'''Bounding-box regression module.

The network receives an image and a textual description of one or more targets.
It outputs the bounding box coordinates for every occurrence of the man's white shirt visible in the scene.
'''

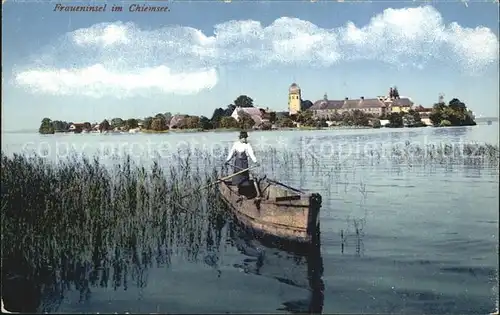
[226,141,257,163]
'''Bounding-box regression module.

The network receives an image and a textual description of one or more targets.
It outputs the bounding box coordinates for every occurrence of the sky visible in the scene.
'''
[1,1,499,131]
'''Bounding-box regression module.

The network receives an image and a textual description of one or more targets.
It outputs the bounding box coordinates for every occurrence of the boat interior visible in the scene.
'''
[222,178,261,199]
[222,175,305,202]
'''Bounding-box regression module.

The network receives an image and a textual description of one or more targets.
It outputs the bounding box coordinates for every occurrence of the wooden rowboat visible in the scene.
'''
[218,176,322,244]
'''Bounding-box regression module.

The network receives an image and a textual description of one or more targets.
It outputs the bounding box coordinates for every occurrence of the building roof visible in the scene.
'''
[342,99,360,109]
[392,98,413,106]
[239,107,262,116]
[311,96,407,111]
[359,98,386,108]
[414,105,433,112]
[310,100,344,110]
[232,107,264,125]
[169,115,187,128]
[289,83,301,93]
[385,97,413,107]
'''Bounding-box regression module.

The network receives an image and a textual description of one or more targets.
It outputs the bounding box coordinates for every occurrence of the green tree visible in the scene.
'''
[259,121,273,130]
[210,108,226,128]
[199,116,213,130]
[155,113,165,120]
[184,116,201,129]
[409,109,421,122]
[153,114,168,129]
[403,113,416,127]
[276,117,295,128]
[163,112,173,125]
[372,119,381,129]
[100,119,110,132]
[225,104,236,116]
[39,118,55,134]
[316,118,328,128]
[341,111,354,126]
[151,118,168,131]
[51,120,70,132]
[234,95,254,108]
[238,111,256,130]
[403,109,426,127]
[448,98,466,110]
[352,110,370,126]
[429,98,476,127]
[125,119,138,129]
[111,118,124,129]
[83,122,91,130]
[295,110,314,126]
[440,119,452,127]
[219,116,239,129]
[143,117,153,130]
[387,112,404,128]
[331,110,342,122]
[429,108,443,126]
[269,112,277,124]
[301,100,314,110]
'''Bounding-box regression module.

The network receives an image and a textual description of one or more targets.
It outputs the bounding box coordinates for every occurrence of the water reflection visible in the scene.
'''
[430,126,469,139]
[228,222,324,313]
[2,202,324,314]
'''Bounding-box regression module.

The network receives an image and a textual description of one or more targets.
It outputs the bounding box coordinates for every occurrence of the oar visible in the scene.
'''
[265,178,306,194]
[179,165,259,200]
[231,164,305,194]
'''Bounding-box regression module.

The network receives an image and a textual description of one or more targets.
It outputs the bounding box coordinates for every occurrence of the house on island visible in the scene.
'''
[275,111,289,120]
[413,105,434,126]
[309,94,389,119]
[386,97,413,113]
[169,115,188,129]
[308,89,414,119]
[308,95,344,120]
[230,106,267,127]
[68,123,88,133]
[413,105,433,117]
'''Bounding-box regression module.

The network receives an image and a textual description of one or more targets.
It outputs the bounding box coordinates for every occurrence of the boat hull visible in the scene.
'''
[218,179,322,244]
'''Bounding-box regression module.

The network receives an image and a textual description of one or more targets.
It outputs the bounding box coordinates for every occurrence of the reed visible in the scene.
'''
[1,141,498,311]
[1,150,228,312]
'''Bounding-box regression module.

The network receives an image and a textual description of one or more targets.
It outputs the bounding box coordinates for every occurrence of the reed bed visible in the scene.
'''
[1,150,228,312]
[1,142,498,312]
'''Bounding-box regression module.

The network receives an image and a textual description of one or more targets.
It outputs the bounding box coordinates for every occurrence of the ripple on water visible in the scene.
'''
[1,127,498,314]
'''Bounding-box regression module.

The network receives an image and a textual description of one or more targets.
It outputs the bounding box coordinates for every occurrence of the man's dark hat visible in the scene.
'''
[239,131,248,139]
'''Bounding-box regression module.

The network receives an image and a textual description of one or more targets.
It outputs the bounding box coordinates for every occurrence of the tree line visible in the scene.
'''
[429,98,476,127]
[39,95,269,134]
[38,95,476,134]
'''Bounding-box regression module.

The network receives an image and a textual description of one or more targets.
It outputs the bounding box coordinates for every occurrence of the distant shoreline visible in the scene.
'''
[4,119,497,135]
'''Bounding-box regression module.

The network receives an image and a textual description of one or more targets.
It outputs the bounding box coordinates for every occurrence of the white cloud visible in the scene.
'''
[15,65,217,98]
[72,23,131,47]
[14,5,498,98]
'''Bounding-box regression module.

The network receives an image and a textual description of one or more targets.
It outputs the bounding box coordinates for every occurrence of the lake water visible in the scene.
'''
[2,124,499,314]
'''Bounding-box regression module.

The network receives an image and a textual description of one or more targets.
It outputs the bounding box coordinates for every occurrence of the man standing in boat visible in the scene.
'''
[225,131,258,194]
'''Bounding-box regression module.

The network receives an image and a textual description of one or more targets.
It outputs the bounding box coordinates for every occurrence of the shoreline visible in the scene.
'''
[14,123,489,136]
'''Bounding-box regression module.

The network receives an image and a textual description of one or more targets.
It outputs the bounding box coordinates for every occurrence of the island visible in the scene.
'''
[38,87,477,135]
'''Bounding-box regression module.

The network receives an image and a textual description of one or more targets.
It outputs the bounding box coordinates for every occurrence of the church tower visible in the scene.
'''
[288,83,302,115]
